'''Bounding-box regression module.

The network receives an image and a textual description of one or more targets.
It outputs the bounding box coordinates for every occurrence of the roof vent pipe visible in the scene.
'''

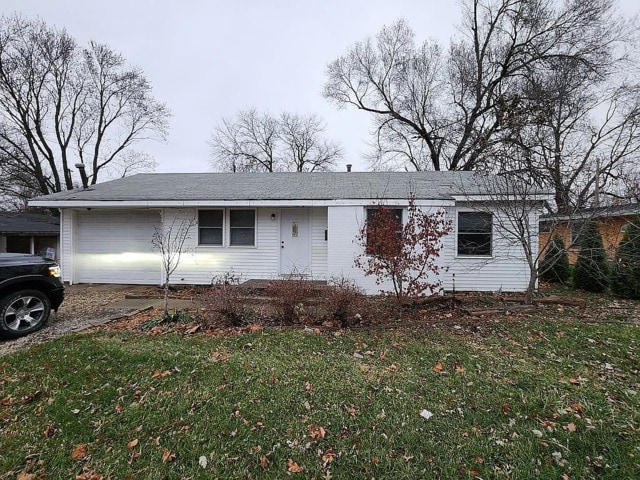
[346,164,352,172]
[75,163,89,189]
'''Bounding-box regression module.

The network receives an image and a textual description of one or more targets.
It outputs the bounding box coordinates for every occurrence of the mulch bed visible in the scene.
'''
[100,286,593,339]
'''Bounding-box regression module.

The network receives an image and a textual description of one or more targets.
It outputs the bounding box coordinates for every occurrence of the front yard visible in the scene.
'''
[0,289,639,479]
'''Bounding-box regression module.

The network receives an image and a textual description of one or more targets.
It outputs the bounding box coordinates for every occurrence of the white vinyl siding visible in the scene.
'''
[58,202,537,293]
[326,205,533,295]
[310,207,328,277]
[168,208,278,284]
[441,206,535,292]
[60,209,74,283]
[327,206,386,294]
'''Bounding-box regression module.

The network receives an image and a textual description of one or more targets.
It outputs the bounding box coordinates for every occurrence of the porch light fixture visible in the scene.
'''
[270,213,276,221]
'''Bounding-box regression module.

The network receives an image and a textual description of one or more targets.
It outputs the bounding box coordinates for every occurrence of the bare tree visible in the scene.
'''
[323,0,635,182]
[152,212,196,320]
[107,150,158,179]
[210,109,342,172]
[614,166,640,203]
[514,58,640,212]
[210,109,279,172]
[279,112,341,172]
[0,15,169,203]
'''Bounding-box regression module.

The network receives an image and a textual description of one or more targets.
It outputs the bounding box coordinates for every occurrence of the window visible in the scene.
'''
[365,207,403,249]
[539,221,552,233]
[199,210,223,245]
[35,236,58,258]
[229,209,255,246]
[571,222,585,246]
[457,212,492,256]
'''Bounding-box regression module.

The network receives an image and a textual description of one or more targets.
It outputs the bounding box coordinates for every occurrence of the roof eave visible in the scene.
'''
[29,198,458,208]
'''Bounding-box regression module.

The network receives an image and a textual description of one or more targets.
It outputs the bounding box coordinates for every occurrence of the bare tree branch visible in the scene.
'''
[0,15,170,206]
[209,109,342,172]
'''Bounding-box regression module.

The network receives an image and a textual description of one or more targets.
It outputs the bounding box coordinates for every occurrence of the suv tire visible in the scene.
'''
[0,290,51,339]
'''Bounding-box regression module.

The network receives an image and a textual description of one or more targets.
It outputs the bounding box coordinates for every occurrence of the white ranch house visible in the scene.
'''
[30,171,544,294]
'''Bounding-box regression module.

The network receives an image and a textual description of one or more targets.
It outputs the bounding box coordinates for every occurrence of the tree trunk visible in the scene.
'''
[163,278,170,320]
[524,271,537,305]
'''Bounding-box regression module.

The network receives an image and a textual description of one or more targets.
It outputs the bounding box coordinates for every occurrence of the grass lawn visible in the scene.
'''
[1,297,639,479]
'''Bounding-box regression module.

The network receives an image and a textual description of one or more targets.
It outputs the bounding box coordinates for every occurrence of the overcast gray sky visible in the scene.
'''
[3,1,639,174]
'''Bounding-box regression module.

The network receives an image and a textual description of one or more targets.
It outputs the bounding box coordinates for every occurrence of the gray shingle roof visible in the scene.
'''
[540,202,640,221]
[30,171,494,204]
[0,212,59,234]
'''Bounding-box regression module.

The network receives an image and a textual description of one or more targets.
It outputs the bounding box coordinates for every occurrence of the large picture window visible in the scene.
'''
[229,209,256,246]
[198,210,223,245]
[457,212,492,256]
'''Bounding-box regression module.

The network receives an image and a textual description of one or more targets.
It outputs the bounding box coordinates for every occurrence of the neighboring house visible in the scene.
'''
[29,172,546,294]
[539,203,640,264]
[0,212,60,259]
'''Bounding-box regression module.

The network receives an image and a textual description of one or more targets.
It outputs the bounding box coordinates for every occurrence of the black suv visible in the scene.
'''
[0,253,64,339]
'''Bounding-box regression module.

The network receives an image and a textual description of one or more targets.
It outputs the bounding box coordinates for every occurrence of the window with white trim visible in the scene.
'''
[457,212,492,256]
[229,209,256,246]
[198,210,223,245]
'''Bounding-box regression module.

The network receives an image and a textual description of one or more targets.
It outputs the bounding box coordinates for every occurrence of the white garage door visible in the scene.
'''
[75,210,161,284]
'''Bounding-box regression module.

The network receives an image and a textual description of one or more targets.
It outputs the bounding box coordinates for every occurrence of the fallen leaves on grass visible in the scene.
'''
[162,449,176,463]
[287,459,304,473]
[152,370,173,379]
[127,438,139,449]
[71,443,88,460]
[75,467,104,480]
[308,424,326,440]
[210,351,229,363]
[322,449,336,464]
[454,362,466,373]
[565,422,577,432]
[568,376,588,386]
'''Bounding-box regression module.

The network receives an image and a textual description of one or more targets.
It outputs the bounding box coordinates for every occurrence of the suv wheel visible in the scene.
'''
[0,290,51,339]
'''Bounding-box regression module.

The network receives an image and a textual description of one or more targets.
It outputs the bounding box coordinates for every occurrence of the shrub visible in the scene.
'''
[355,195,452,301]
[539,235,570,283]
[611,216,640,299]
[266,276,316,325]
[199,271,252,327]
[574,222,609,292]
[322,276,365,328]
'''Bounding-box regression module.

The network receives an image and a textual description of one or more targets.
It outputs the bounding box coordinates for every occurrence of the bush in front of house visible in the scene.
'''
[574,222,609,292]
[199,271,253,327]
[266,275,317,325]
[611,216,640,299]
[539,235,570,283]
[322,276,366,328]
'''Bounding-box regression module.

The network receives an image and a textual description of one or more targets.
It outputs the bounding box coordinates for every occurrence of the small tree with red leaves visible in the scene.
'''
[355,196,452,301]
